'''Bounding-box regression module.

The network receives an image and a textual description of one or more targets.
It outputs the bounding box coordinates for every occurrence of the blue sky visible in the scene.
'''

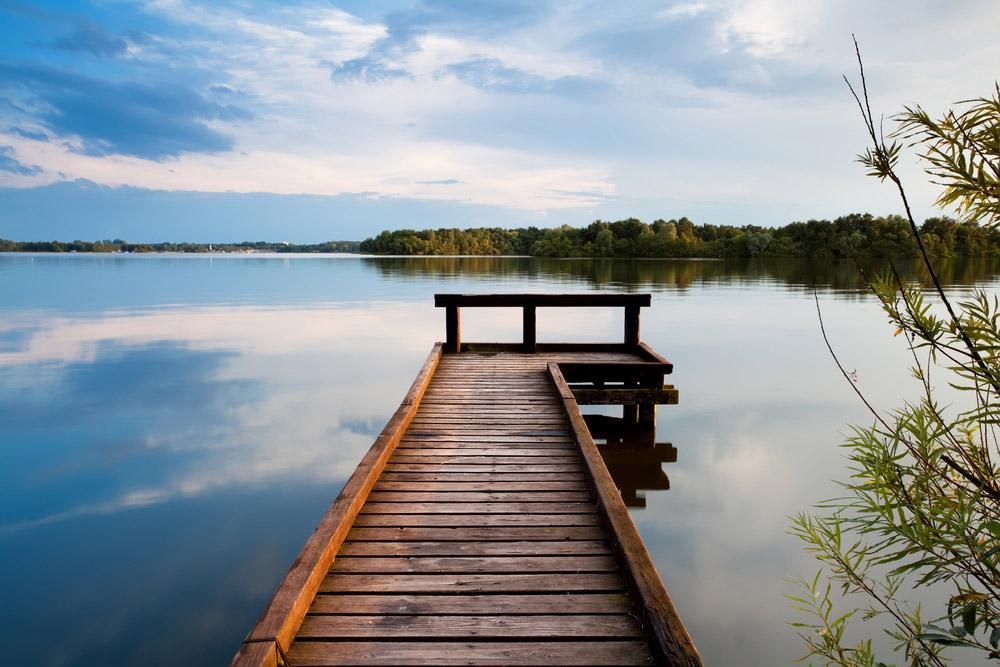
[0,0,998,242]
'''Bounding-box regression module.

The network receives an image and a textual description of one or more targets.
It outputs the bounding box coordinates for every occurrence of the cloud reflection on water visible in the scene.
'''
[0,302,439,532]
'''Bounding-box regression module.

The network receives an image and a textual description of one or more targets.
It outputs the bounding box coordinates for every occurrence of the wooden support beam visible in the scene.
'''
[622,404,638,424]
[445,305,461,354]
[573,386,678,405]
[558,361,670,383]
[624,304,640,347]
[522,305,536,353]
[639,404,656,425]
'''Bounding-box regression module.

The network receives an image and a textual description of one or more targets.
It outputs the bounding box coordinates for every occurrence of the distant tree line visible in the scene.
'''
[6,214,999,258]
[0,239,360,253]
[359,214,1000,258]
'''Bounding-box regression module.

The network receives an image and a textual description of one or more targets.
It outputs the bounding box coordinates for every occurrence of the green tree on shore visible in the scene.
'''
[357,214,1000,259]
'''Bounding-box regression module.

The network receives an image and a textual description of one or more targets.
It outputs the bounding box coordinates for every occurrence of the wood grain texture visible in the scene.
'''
[307,593,631,615]
[337,540,611,556]
[373,480,587,491]
[344,525,607,542]
[319,572,627,593]
[286,641,654,666]
[352,513,604,527]
[359,502,599,515]
[329,555,619,573]
[296,614,643,639]
[366,490,591,502]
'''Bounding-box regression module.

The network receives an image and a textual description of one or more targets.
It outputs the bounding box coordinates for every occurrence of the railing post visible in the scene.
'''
[522,305,536,353]
[445,305,461,353]
[624,304,640,347]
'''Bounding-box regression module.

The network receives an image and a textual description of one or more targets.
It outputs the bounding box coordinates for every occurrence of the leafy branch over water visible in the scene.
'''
[789,40,1000,666]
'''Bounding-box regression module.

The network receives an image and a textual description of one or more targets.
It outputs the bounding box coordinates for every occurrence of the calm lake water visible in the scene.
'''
[2,253,998,665]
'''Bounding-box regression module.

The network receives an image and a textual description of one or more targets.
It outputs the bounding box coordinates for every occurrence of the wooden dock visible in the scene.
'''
[231,294,701,666]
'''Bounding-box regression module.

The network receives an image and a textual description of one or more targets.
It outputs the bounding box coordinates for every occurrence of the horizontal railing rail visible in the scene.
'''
[434,293,651,353]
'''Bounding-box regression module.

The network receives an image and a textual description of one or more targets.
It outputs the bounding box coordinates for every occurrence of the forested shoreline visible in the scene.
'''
[360,214,1000,258]
[5,214,1000,258]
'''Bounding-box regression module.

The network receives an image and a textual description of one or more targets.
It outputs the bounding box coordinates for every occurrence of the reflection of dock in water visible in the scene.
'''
[586,415,677,509]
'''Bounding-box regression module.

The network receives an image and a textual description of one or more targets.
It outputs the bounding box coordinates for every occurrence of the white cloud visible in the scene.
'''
[714,0,825,57]
[657,2,710,21]
[0,130,615,209]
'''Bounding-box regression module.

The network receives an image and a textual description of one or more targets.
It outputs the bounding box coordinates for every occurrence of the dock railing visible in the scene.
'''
[434,293,651,353]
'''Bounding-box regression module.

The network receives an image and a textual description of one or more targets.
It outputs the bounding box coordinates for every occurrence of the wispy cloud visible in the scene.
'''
[53,18,130,58]
[416,178,460,185]
[443,57,606,99]
[0,62,249,159]
[0,145,40,175]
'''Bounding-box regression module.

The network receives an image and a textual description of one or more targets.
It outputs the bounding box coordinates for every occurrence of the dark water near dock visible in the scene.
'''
[1,253,997,665]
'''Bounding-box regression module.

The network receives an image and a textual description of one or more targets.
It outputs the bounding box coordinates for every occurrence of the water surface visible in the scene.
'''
[1,253,996,665]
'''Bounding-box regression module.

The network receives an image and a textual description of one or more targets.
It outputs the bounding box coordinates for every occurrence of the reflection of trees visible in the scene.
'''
[363,256,1000,294]
[584,414,676,509]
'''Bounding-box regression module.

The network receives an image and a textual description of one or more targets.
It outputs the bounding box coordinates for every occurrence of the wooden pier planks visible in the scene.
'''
[232,346,700,667]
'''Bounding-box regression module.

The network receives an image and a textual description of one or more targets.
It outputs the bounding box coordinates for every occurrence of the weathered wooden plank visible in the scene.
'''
[407,420,569,427]
[319,572,627,593]
[548,362,702,665]
[389,456,581,465]
[359,502,597,514]
[345,526,607,542]
[366,491,591,503]
[230,344,442,666]
[457,343,645,356]
[228,641,278,667]
[558,361,671,382]
[338,540,611,556]
[405,426,569,432]
[287,640,654,666]
[400,435,574,443]
[373,480,587,491]
[637,341,675,373]
[379,471,585,481]
[572,386,679,405]
[395,446,577,454]
[383,463,583,473]
[391,448,577,458]
[297,614,642,639]
[424,396,559,410]
[307,593,630,615]
[353,513,602,527]
[424,387,556,392]
[329,555,618,574]
[401,431,573,437]
[399,436,575,445]
[424,382,553,388]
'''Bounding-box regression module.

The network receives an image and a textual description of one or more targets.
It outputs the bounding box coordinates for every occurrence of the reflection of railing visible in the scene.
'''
[434,292,651,353]
[586,414,677,509]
